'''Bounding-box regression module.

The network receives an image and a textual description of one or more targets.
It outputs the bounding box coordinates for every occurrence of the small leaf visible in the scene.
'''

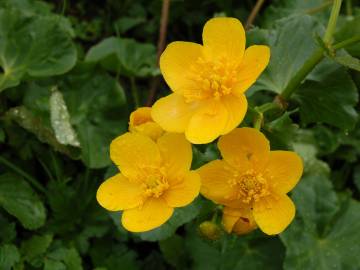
[50,87,80,147]
[0,244,20,270]
[333,54,360,72]
[0,173,46,230]
[21,234,53,264]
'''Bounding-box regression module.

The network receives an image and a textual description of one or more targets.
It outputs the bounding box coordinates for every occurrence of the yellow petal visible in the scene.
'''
[160,41,203,94]
[151,93,200,133]
[129,107,164,140]
[202,17,245,62]
[157,133,192,177]
[233,45,270,95]
[253,193,295,235]
[222,207,257,235]
[185,100,228,144]
[265,151,303,194]
[121,198,174,232]
[163,171,201,207]
[110,132,161,179]
[96,174,143,211]
[220,94,248,135]
[197,160,235,204]
[218,127,270,171]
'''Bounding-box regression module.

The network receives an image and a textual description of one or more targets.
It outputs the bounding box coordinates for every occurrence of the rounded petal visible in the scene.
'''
[110,132,161,178]
[197,160,235,204]
[253,193,295,235]
[218,127,270,171]
[160,41,203,94]
[221,94,248,135]
[152,93,200,133]
[233,45,270,95]
[185,100,228,144]
[163,171,201,207]
[202,17,245,62]
[121,198,174,232]
[265,151,303,194]
[96,174,143,211]
[157,133,192,177]
[129,107,164,140]
[129,107,153,128]
[222,207,257,235]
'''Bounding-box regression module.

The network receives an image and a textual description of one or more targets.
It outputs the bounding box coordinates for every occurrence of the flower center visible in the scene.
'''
[140,167,169,198]
[185,56,239,102]
[228,169,269,204]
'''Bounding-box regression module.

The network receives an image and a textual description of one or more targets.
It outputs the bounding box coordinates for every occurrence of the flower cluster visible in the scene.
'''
[96,17,303,235]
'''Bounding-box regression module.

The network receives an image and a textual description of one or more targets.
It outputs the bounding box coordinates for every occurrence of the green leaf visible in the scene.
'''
[137,198,202,242]
[0,8,77,91]
[335,15,360,57]
[85,37,157,77]
[332,54,360,72]
[0,244,20,270]
[114,17,146,34]
[295,67,358,130]
[50,87,80,147]
[251,15,324,94]
[264,111,299,149]
[186,232,285,270]
[159,234,186,268]
[45,246,82,270]
[59,67,128,168]
[21,234,53,265]
[0,214,16,243]
[281,174,360,269]
[0,173,46,230]
[5,106,79,159]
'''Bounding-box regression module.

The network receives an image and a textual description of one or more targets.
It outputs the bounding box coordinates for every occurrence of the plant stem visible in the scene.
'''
[0,156,46,193]
[130,77,140,108]
[324,0,342,43]
[280,0,343,100]
[345,0,352,16]
[245,0,266,30]
[306,0,333,15]
[333,35,360,49]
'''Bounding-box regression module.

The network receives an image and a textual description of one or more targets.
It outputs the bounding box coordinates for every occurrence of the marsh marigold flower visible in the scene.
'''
[197,128,303,235]
[152,17,270,144]
[96,132,200,232]
[129,107,164,140]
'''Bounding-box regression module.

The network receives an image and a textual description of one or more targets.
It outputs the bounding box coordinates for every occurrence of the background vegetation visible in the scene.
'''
[0,0,359,269]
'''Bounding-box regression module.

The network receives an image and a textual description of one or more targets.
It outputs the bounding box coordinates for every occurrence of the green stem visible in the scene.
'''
[333,35,360,49]
[253,112,263,130]
[256,102,281,113]
[324,0,342,43]
[130,77,140,108]
[0,156,46,193]
[281,0,343,100]
[280,49,324,100]
[345,0,352,16]
[306,0,333,15]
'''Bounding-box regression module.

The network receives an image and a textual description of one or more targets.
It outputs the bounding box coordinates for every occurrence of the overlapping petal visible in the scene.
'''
[96,174,143,211]
[265,151,303,194]
[185,100,228,144]
[220,94,248,135]
[253,193,295,235]
[151,93,200,133]
[157,133,192,177]
[122,198,174,232]
[197,160,235,204]
[160,41,203,94]
[218,128,270,171]
[233,45,271,95]
[110,133,161,179]
[163,171,201,207]
[222,207,257,235]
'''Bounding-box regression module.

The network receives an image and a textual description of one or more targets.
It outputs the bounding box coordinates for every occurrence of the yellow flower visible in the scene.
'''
[96,132,201,232]
[197,128,303,235]
[129,107,164,140]
[152,17,270,144]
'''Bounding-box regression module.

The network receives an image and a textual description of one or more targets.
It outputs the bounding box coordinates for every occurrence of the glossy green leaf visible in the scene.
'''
[333,54,360,71]
[0,8,77,91]
[85,37,157,77]
[0,244,20,270]
[0,173,46,230]
[21,234,53,265]
[281,174,360,269]
[295,67,358,130]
